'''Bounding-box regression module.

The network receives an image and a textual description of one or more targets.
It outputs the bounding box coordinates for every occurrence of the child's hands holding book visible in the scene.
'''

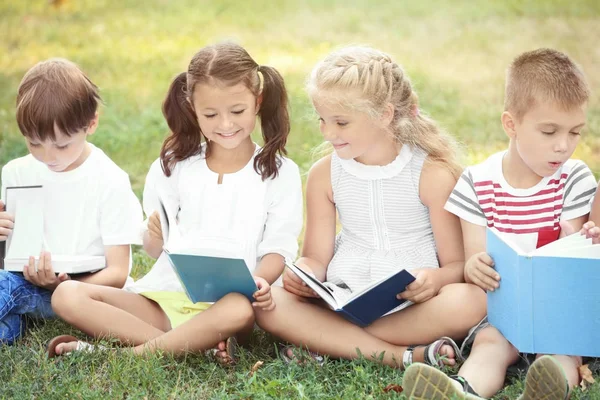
[282,264,319,298]
[148,211,164,241]
[399,268,441,303]
[0,200,14,241]
[23,251,71,291]
[253,277,275,311]
[581,221,600,244]
[465,252,499,292]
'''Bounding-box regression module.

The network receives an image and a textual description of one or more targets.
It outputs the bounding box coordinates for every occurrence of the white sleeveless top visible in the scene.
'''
[326,145,439,292]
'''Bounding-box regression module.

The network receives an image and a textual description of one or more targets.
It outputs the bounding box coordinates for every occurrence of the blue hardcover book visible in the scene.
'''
[164,249,257,303]
[285,260,416,327]
[486,228,600,356]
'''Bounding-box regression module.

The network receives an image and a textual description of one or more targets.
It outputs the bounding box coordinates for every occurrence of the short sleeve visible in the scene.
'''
[256,158,303,261]
[444,168,487,226]
[561,161,598,221]
[99,171,144,246]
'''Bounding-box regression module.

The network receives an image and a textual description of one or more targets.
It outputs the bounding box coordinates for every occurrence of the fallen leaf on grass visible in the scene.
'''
[579,364,595,391]
[383,384,403,393]
[249,361,264,377]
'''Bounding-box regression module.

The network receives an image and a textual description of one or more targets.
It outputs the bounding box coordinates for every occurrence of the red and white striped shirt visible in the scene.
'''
[445,151,597,252]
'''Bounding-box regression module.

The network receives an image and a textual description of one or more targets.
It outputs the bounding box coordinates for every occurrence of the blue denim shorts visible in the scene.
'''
[0,270,55,344]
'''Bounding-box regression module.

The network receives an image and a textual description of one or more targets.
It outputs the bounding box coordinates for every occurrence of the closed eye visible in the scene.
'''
[541,131,556,135]
[204,114,217,118]
[28,142,41,147]
[232,109,246,115]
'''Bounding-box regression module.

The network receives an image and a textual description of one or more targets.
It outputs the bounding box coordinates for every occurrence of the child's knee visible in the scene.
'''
[440,283,486,322]
[51,280,82,314]
[220,292,254,327]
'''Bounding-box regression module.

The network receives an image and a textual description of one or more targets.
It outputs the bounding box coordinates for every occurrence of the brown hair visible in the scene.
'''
[16,58,101,141]
[505,48,590,121]
[308,46,462,178]
[160,42,290,179]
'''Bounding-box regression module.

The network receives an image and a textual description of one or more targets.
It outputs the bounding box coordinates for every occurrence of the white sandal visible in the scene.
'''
[402,336,463,368]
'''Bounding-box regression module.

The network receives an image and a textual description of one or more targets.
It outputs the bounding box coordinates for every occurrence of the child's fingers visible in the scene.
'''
[477,253,495,267]
[471,268,499,291]
[0,217,14,227]
[253,292,271,303]
[284,283,319,298]
[477,263,500,281]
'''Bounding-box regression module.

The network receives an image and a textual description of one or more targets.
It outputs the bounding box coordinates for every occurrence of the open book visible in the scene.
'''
[2,186,105,274]
[487,228,600,357]
[285,260,416,327]
[164,249,257,303]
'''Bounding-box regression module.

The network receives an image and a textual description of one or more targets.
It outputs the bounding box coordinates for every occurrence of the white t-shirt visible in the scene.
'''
[1,143,143,268]
[126,144,303,293]
[445,151,598,252]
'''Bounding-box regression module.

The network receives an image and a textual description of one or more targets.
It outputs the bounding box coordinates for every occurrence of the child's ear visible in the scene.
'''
[85,112,100,137]
[501,111,517,139]
[255,93,263,115]
[381,102,395,127]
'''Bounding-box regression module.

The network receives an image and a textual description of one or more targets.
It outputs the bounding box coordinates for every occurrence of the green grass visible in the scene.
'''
[1,0,600,398]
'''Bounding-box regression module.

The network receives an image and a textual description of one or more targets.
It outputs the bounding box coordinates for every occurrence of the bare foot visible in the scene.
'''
[55,340,80,356]
[414,343,456,366]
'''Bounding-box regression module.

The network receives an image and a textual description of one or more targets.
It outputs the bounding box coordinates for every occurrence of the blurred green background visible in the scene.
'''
[0,1,599,398]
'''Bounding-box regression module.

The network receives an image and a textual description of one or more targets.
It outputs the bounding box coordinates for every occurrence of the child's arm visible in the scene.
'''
[283,156,336,298]
[143,211,164,259]
[24,245,130,290]
[401,161,465,303]
[590,184,600,225]
[461,220,498,291]
[73,244,130,287]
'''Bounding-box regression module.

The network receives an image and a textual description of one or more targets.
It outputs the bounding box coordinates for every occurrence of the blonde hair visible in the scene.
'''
[505,48,589,121]
[16,58,101,141]
[307,46,461,178]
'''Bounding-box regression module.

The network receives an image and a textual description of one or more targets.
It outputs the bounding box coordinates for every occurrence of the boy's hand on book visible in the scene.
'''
[253,277,275,311]
[465,252,499,292]
[148,211,163,241]
[0,200,14,241]
[282,265,319,298]
[581,221,600,244]
[23,251,71,291]
[399,268,440,303]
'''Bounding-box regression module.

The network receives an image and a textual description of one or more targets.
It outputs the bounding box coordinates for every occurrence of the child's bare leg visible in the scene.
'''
[457,326,520,398]
[132,293,254,356]
[257,283,485,368]
[52,280,170,346]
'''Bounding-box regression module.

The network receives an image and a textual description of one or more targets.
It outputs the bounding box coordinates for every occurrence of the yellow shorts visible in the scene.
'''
[141,291,212,329]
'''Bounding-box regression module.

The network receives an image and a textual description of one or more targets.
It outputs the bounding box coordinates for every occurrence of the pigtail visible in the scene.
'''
[159,72,204,177]
[253,65,290,180]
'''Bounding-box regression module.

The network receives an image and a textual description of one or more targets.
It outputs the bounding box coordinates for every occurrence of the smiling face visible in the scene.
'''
[503,100,586,178]
[312,95,394,163]
[191,81,259,150]
[26,114,97,172]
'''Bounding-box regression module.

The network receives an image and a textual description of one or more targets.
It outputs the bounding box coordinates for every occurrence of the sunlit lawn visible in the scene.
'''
[1,0,599,398]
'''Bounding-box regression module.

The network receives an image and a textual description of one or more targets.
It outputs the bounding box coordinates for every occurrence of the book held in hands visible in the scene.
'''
[487,228,600,357]
[284,260,416,327]
[1,186,106,274]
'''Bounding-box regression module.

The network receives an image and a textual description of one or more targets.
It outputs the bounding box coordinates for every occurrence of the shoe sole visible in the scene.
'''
[519,356,568,400]
[403,363,468,400]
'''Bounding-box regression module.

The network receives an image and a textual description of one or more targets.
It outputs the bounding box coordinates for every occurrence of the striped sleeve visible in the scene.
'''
[561,161,598,221]
[444,169,487,226]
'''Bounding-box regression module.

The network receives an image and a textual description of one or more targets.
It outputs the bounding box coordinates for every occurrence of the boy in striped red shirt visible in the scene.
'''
[403,49,597,400]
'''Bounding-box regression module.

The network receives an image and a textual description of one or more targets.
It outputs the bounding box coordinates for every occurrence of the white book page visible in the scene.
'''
[533,234,593,256]
[284,260,341,309]
[536,244,600,259]
[5,186,44,259]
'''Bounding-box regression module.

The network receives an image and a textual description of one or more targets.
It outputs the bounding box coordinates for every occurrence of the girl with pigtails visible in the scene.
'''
[47,42,303,363]
[256,46,486,369]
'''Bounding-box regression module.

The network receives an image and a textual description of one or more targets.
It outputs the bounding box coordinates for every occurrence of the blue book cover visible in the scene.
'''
[285,260,416,327]
[486,228,600,356]
[165,250,257,303]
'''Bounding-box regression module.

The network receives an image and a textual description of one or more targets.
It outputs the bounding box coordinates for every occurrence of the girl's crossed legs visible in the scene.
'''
[256,283,486,368]
[50,280,254,357]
